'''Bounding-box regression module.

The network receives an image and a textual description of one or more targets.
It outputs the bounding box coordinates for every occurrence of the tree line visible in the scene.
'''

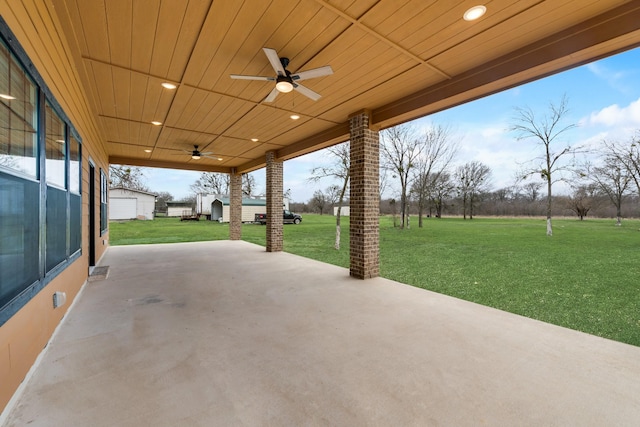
[305,95,640,235]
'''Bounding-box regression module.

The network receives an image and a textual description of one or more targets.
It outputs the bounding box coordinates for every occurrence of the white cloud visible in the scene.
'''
[583,97,640,132]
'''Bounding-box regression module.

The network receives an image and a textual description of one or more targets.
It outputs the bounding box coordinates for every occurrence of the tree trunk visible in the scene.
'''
[463,194,468,220]
[616,204,622,227]
[400,188,407,229]
[418,198,424,228]
[546,178,553,236]
[335,175,349,250]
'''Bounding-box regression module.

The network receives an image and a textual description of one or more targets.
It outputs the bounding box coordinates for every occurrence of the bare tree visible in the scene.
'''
[455,161,491,219]
[587,154,632,226]
[411,124,459,227]
[190,172,229,195]
[242,173,257,196]
[430,172,455,218]
[309,142,350,249]
[510,95,579,236]
[520,182,543,202]
[604,134,640,198]
[381,124,423,229]
[155,191,174,214]
[309,189,328,214]
[567,185,595,220]
[109,165,149,191]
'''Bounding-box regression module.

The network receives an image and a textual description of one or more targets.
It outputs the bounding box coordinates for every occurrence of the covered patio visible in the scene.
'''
[4,241,639,426]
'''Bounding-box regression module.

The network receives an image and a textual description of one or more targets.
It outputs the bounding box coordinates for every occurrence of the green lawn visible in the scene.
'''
[109,215,640,346]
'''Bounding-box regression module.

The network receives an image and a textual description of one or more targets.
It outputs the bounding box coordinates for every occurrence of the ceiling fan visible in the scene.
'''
[230,48,333,102]
[183,145,222,161]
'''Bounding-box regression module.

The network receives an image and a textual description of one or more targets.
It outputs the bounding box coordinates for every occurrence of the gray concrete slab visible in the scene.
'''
[3,240,640,426]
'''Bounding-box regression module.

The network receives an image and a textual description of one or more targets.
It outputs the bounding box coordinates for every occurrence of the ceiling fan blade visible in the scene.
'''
[293,83,321,101]
[263,87,280,103]
[263,48,286,76]
[230,74,274,81]
[203,155,223,161]
[291,66,333,81]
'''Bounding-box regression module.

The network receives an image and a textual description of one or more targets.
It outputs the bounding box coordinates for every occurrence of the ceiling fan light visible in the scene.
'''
[192,154,201,160]
[275,78,293,93]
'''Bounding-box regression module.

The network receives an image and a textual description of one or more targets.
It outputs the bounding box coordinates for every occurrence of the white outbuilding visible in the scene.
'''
[109,187,157,220]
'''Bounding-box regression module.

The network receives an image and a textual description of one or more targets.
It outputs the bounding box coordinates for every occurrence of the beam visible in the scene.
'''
[108,156,231,173]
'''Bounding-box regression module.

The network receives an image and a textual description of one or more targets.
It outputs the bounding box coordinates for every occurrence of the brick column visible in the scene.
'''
[229,170,242,240]
[266,151,283,252]
[349,110,379,279]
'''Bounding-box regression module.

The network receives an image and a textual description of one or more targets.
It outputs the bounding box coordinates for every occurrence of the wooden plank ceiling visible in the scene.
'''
[50,0,640,173]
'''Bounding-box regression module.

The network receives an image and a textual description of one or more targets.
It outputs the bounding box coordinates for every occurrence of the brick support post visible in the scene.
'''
[349,110,379,279]
[229,170,242,240]
[266,151,283,252]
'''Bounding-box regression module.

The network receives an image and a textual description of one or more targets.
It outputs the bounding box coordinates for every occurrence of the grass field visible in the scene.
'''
[109,215,640,346]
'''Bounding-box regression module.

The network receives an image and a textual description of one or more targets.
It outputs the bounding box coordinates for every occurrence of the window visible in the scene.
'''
[0,38,38,177]
[100,169,108,234]
[45,102,66,188]
[0,20,82,325]
[69,135,81,254]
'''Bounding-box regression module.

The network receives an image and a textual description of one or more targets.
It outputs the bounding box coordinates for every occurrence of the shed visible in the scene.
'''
[109,187,156,220]
[333,206,350,216]
[167,201,194,218]
[211,198,267,223]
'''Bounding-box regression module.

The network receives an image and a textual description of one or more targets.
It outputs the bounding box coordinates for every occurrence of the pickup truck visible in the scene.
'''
[254,210,302,225]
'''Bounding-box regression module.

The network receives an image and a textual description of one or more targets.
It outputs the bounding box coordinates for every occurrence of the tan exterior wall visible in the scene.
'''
[1,0,110,413]
[221,205,264,223]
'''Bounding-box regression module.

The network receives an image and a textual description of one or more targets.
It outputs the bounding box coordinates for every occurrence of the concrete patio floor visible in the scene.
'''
[3,240,640,426]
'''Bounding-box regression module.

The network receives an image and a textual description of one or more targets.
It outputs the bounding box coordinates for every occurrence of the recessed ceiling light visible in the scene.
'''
[290,114,300,120]
[251,138,259,142]
[144,149,152,153]
[463,5,486,21]
[161,82,177,89]
[151,121,162,126]
[0,94,16,100]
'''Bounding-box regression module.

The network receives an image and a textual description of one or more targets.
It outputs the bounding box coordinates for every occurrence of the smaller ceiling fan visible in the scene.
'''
[230,48,333,102]
[183,145,222,161]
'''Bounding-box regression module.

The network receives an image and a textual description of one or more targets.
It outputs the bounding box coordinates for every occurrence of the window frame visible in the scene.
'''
[0,17,83,326]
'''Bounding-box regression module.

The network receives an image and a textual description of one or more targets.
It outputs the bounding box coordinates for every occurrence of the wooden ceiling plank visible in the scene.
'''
[112,67,131,120]
[104,0,132,68]
[130,0,160,74]
[181,1,244,86]
[166,1,212,82]
[149,0,190,79]
[76,0,110,61]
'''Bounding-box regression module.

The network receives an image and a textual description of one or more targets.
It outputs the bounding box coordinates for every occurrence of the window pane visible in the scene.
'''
[69,134,80,194]
[70,193,81,254]
[0,171,40,309]
[46,185,67,272]
[0,40,38,177]
[100,169,108,233]
[45,103,65,187]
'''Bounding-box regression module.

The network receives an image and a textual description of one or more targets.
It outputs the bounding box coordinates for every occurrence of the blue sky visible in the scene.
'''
[143,47,640,202]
